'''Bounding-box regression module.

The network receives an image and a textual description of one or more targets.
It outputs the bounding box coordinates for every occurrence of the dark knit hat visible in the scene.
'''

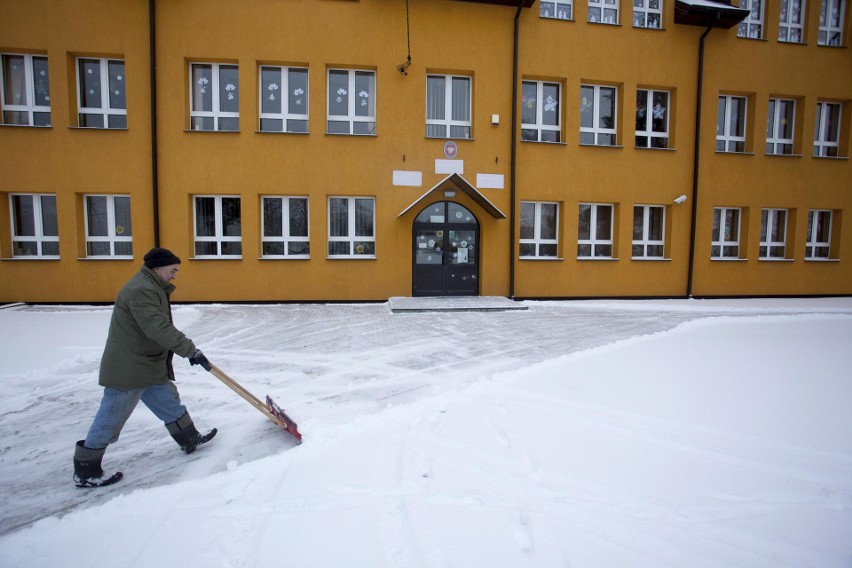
[143,247,182,269]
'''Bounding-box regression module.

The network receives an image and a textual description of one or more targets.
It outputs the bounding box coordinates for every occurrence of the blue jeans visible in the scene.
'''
[84,382,187,450]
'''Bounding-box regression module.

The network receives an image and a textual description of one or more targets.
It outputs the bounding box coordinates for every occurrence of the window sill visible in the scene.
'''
[631,257,672,261]
[812,155,849,161]
[324,132,377,137]
[736,36,768,42]
[804,257,841,262]
[425,136,476,142]
[189,256,243,260]
[326,256,377,260]
[1,123,52,129]
[816,43,848,49]
[635,146,676,152]
[256,130,309,135]
[183,129,240,133]
[1,256,60,261]
[258,256,310,260]
[710,258,748,261]
[587,21,622,27]
[765,153,803,158]
[778,40,808,46]
[521,139,567,145]
[76,257,134,261]
[68,126,128,131]
[540,17,575,23]
[577,257,619,261]
[519,256,564,261]
[632,25,666,31]
[579,143,624,149]
[715,150,755,156]
[758,258,795,262]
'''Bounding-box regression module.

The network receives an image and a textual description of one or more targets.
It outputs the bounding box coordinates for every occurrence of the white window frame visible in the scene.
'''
[766,98,796,155]
[633,0,663,28]
[711,207,742,259]
[806,210,833,259]
[814,101,842,157]
[84,195,132,258]
[327,68,376,136]
[588,0,620,24]
[580,84,618,146]
[190,62,240,132]
[1,53,51,127]
[327,197,376,258]
[759,208,788,260]
[578,203,614,258]
[632,205,666,259]
[779,0,807,43]
[540,0,574,20]
[193,195,242,258]
[716,95,747,153]
[76,57,126,129]
[261,196,310,258]
[818,0,847,46]
[521,80,562,143]
[635,89,670,148]
[425,74,472,139]
[258,65,309,133]
[520,201,560,258]
[9,193,59,258]
[738,0,765,38]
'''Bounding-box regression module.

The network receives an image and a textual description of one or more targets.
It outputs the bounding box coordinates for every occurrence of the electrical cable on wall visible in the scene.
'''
[397,0,411,75]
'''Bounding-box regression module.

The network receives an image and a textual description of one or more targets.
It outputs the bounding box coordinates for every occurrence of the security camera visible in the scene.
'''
[674,195,688,205]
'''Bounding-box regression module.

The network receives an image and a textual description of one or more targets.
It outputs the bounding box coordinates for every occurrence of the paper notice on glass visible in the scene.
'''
[457,247,468,263]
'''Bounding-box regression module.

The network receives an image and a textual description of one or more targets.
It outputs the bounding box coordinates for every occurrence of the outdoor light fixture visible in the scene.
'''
[674,195,688,204]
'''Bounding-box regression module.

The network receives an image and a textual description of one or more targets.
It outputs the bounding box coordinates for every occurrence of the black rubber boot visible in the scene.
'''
[166,412,217,454]
[73,440,123,488]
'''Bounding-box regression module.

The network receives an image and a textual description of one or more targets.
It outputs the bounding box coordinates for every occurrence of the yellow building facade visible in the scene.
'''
[1,0,850,303]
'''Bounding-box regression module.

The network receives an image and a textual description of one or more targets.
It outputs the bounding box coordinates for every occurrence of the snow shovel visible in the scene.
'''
[208,364,303,444]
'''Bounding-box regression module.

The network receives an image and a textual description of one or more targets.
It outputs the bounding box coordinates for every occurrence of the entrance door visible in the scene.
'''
[412,201,479,296]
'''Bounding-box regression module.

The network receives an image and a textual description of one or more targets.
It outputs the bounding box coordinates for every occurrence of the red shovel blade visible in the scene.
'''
[266,395,303,444]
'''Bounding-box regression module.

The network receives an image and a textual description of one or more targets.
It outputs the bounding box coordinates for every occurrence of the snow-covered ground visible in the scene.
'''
[1,298,851,567]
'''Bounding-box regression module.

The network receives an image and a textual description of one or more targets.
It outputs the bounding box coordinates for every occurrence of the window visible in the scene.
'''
[328,197,375,257]
[818,0,846,45]
[716,95,747,152]
[190,63,239,131]
[520,202,559,258]
[521,80,561,142]
[261,196,310,257]
[633,0,663,28]
[193,196,242,257]
[588,0,619,23]
[259,66,308,133]
[327,69,375,135]
[426,74,471,139]
[540,0,573,19]
[84,195,132,257]
[766,98,796,155]
[738,0,765,38]
[633,205,665,258]
[581,85,617,146]
[806,210,833,258]
[1,53,50,126]
[9,194,58,257]
[779,0,807,42]
[77,58,126,129]
[814,101,841,157]
[759,208,788,259]
[711,207,742,259]
[635,89,669,148]
[578,203,614,258]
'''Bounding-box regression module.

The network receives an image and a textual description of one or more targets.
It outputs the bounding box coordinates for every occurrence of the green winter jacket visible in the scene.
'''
[99,266,197,389]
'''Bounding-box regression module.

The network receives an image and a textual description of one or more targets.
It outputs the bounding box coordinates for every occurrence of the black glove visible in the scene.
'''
[189,349,212,371]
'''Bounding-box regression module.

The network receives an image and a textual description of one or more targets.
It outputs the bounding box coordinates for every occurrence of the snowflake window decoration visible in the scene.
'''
[652,103,666,120]
[580,96,593,113]
[544,95,558,113]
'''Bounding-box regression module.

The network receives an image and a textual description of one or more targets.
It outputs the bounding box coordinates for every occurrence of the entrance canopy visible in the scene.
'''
[398,173,507,219]
[674,0,750,28]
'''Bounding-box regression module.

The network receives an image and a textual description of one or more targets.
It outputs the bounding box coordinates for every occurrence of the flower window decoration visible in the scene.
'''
[336,87,347,103]
[358,90,369,107]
